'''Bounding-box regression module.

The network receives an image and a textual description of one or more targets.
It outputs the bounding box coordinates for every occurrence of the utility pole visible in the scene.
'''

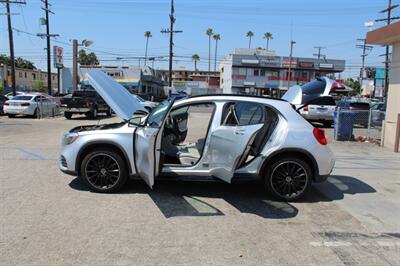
[375,0,399,97]
[1,0,26,96]
[161,0,182,87]
[72,40,78,91]
[356,38,373,94]
[313,46,326,61]
[287,40,296,89]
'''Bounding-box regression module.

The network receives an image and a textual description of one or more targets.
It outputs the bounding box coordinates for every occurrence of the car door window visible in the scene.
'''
[222,102,264,126]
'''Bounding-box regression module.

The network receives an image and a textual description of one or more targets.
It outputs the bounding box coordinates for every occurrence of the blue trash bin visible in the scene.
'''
[334,111,356,140]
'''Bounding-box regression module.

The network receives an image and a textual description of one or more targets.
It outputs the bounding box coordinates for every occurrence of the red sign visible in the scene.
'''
[232,74,246,80]
[299,61,314,68]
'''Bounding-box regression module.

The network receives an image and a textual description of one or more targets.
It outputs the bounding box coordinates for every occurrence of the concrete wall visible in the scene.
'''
[384,41,400,150]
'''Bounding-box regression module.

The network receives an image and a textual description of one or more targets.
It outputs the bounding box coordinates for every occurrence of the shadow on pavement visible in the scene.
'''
[300,175,376,202]
[65,114,112,121]
[69,177,298,219]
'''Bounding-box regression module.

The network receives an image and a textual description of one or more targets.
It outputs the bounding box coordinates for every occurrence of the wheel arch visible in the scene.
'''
[75,141,132,176]
[260,148,319,182]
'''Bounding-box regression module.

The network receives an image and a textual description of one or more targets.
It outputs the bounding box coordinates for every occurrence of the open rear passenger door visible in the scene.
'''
[208,102,264,183]
[134,98,175,188]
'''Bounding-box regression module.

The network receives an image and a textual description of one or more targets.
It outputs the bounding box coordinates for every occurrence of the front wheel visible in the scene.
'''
[90,107,98,119]
[64,112,72,119]
[80,149,128,193]
[264,157,312,201]
[8,114,16,118]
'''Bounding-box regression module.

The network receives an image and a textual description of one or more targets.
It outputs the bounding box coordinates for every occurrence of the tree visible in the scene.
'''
[192,54,200,72]
[32,80,46,93]
[0,54,35,69]
[144,31,152,66]
[206,28,213,75]
[344,78,361,96]
[263,32,273,50]
[78,49,99,65]
[213,34,221,72]
[246,31,254,48]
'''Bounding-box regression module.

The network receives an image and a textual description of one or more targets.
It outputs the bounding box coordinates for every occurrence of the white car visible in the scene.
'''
[134,95,158,112]
[59,70,335,201]
[5,91,25,100]
[4,93,58,118]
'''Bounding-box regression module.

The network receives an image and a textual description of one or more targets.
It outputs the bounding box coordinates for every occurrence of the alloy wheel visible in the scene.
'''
[270,161,308,199]
[84,153,120,190]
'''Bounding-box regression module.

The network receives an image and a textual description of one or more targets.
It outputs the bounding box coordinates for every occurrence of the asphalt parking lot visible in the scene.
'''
[1,115,400,265]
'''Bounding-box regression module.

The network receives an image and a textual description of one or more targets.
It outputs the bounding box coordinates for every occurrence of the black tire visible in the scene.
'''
[323,121,332,128]
[90,107,98,119]
[264,157,312,201]
[106,108,112,117]
[8,114,16,118]
[80,148,128,193]
[64,112,73,119]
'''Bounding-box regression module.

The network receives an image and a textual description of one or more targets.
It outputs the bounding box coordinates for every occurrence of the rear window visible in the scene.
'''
[72,91,97,98]
[350,102,369,109]
[11,96,33,101]
[312,97,336,106]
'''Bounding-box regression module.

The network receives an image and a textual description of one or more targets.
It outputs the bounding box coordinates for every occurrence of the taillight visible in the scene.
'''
[4,101,9,106]
[85,100,92,107]
[303,105,309,112]
[21,102,30,106]
[313,128,327,145]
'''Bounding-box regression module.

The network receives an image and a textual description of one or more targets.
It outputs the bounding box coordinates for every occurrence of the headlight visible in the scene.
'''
[62,132,79,146]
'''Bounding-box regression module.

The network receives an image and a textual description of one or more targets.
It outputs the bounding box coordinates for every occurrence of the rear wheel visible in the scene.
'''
[80,149,128,193]
[90,107,98,119]
[8,114,16,118]
[64,112,72,119]
[264,157,312,201]
[323,121,332,128]
[106,108,112,117]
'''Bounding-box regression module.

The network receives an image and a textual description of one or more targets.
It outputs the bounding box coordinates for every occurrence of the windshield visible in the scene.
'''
[146,98,174,128]
[12,96,33,101]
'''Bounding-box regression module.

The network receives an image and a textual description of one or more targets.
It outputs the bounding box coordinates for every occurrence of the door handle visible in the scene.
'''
[234,130,245,135]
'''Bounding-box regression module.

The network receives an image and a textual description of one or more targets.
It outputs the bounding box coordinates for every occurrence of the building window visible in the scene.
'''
[254,69,259,76]
[19,72,22,78]
[260,69,266,76]
[32,73,36,80]
[52,76,55,80]
[24,72,27,78]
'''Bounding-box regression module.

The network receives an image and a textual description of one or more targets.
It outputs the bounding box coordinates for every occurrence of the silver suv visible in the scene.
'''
[59,70,335,201]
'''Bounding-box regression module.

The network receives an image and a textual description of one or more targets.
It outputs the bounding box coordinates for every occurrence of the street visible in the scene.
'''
[1,115,399,265]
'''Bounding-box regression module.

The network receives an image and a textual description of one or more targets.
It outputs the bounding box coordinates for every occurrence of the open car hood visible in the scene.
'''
[86,70,146,120]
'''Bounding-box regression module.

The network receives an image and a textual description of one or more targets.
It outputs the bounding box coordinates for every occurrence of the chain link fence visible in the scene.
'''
[334,107,385,144]
[35,97,64,119]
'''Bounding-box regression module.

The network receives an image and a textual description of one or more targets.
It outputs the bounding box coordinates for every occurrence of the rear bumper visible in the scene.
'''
[65,108,91,113]
[303,114,333,121]
[4,106,34,115]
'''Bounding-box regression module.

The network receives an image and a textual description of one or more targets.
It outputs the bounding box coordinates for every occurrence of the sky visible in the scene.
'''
[0,0,397,78]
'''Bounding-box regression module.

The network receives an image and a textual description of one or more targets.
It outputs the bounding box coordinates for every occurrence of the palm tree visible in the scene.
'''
[206,28,213,76]
[263,32,273,50]
[144,31,152,66]
[192,54,200,72]
[246,31,254,48]
[213,34,221,71]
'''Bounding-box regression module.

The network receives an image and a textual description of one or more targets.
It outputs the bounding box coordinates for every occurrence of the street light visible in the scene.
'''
[72,39,94,91]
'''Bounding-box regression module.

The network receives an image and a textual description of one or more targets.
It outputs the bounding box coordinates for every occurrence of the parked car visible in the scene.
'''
[0,95,9,115]
[335,101,370,127]
[370,102,386,127]
[61,90,112,119]
[299,96,337,127]
[5,91,25,100]
[132,94,158,112]
[3,94,58,118]
[59,70,334,201]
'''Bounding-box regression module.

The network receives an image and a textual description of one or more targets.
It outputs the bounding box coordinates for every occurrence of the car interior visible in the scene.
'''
[160,101,279,168]
[161,103,215,166]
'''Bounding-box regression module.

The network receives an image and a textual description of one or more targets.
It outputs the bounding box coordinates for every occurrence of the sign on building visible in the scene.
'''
[53,46,63,68]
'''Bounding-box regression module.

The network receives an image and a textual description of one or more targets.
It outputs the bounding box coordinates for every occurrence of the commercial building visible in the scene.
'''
[366,21,400,151]
[158,68,220,94]
[220,48,345,96]
[0,64,58,93]
[61,65,166,99]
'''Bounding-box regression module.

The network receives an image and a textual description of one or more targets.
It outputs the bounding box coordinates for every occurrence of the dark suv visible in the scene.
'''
[61,90,112,119]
